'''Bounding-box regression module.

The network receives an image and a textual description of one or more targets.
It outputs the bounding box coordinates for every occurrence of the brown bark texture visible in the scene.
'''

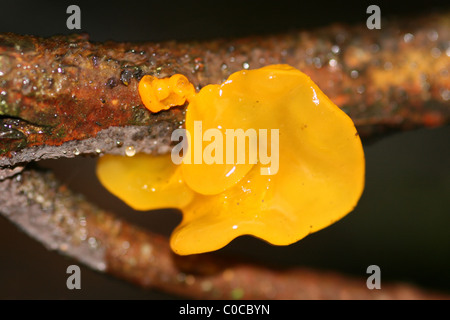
[0,12,448,166]
[1,169,448,299]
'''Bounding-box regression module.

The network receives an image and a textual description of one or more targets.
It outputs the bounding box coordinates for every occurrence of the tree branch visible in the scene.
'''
[1,168,447,299]
[0,12,449,166]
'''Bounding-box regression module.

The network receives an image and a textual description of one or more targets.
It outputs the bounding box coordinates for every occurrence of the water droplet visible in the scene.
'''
[125,145,136,157]
[331,45,340,54]
[79,228,87,241]
[95,148,102,154]
[106,77,118,89]
[357,86,365,94]
[116,140,123,147]
[313,57,322,68]
[193,57,204,72]
[431,47,441,59]
[79,217,87,227]
[427,30,438,42]
[350,70,359,79]
[242,62,250,70]
[88,237,98,249]
[403,33,414,43]
[440,89,450,101]
[221,63,228,70]
[370,44,380,53]
[73,148,80,156]
[328,59,337,67]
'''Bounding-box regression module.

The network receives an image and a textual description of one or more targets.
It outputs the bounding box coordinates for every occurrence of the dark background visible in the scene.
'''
[0,0,449,299]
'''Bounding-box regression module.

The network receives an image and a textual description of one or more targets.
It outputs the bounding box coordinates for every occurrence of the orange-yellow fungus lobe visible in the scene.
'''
[138,74,196,113]
[171,64,365,255]
[97,64,365,256]
[96,153,194,211]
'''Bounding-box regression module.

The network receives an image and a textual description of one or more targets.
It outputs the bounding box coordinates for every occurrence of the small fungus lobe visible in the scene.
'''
[138,74,196,113]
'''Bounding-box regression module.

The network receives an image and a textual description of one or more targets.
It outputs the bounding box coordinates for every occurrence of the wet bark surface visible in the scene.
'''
[0,12,449,166]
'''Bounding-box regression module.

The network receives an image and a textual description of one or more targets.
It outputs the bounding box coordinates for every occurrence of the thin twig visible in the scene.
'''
[0,168,447,299]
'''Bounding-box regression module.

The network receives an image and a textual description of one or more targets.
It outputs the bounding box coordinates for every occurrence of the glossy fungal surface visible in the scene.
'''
[97,153,194,211]
[138,74,196,113]
[97,64,365,255]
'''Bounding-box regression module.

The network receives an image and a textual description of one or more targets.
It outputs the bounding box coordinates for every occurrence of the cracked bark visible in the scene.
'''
[0,12,449,166]
[0,11,449,299]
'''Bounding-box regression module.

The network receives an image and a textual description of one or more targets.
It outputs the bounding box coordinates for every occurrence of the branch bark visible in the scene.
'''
[0,12,449,166]
[1,168,447,299]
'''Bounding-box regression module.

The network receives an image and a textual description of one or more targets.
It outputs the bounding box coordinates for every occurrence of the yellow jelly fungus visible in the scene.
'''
[138,74,196,113]
[96,64,365,256]
[97,153,194,211]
